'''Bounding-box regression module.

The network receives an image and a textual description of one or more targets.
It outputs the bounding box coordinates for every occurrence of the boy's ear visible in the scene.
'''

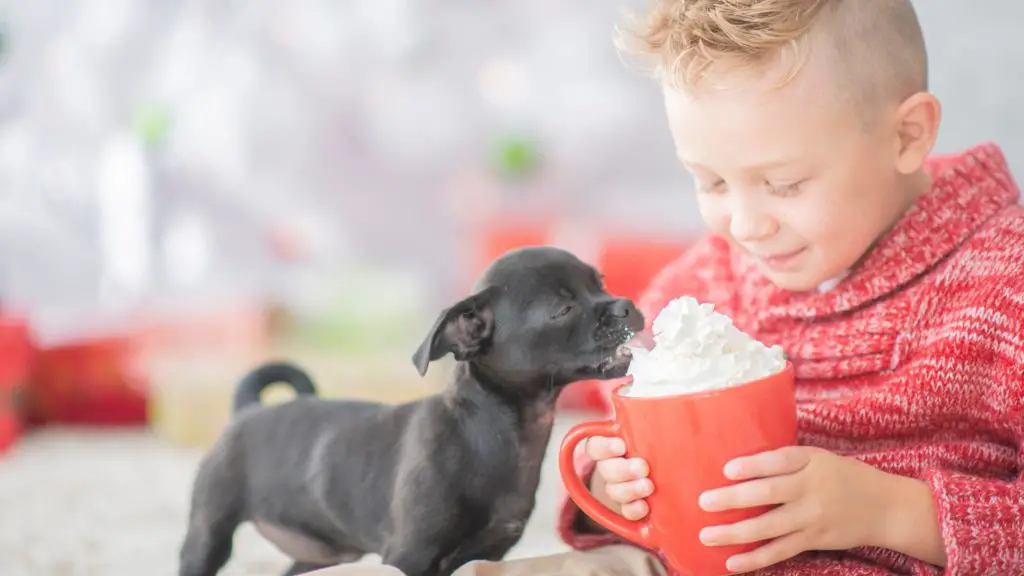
[893,91,941,175]
[412,286,498,376]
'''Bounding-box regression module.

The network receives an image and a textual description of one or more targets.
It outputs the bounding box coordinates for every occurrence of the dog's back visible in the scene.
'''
[233,397,403,500]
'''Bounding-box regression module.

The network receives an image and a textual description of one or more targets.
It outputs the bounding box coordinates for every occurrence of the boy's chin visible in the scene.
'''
[761,268,833,293]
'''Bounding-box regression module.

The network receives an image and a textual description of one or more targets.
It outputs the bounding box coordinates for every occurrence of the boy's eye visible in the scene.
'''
[698,179,728,195]
[767,179,805,197]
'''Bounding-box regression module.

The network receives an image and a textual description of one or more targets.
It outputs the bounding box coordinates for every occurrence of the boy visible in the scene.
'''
[317,0,1023,574]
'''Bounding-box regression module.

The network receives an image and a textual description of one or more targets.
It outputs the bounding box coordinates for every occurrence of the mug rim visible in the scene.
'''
[612,361,794,402]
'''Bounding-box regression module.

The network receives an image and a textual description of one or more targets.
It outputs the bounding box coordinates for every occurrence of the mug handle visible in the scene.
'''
[558,420,653,548]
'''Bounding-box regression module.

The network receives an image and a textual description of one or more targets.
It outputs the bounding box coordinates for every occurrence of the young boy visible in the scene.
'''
[317,0,1023,574]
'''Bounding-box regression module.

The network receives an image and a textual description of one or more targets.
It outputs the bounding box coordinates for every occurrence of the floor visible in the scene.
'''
[0,411,594,576]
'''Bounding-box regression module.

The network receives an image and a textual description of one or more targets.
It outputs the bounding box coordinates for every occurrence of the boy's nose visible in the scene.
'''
[730,206,777,242]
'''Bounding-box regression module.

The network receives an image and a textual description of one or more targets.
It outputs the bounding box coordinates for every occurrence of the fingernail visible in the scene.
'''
[725,556,742,572]
[612,439,626,453]
[699,528,716,544]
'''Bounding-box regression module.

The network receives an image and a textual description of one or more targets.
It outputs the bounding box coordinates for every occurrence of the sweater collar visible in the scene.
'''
[742,142,1019,319]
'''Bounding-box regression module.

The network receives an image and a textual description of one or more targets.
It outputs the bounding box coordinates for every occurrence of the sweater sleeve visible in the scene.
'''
[557,235,733,550]
[905,281,1024,575]
[919,468,1024,575]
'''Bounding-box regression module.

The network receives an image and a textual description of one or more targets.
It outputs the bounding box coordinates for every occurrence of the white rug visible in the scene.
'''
[0,414,588,576]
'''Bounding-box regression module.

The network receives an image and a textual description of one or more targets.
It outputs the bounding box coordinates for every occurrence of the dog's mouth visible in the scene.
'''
[593,344,633,377]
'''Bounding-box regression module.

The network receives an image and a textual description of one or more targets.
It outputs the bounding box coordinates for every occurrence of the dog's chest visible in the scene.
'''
[514,407,555,487]
[487,407,554,519]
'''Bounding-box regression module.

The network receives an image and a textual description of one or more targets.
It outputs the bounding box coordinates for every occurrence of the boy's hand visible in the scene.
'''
[697,446,894,573]
[585,436,653,520]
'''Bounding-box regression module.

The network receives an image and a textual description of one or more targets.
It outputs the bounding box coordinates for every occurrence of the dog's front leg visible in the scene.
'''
[434,526,525,576]
[380,542,444,576]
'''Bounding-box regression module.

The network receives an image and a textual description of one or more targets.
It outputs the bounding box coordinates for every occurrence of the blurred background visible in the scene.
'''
[0,1,1020,575]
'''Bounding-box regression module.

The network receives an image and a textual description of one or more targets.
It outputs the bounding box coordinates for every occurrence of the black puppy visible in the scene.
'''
[179,246,644,576]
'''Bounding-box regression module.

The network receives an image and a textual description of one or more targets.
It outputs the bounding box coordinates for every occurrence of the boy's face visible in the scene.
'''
[663,67,922,292]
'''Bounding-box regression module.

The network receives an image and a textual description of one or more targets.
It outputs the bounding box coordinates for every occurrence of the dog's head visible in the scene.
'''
[412,247,644,392]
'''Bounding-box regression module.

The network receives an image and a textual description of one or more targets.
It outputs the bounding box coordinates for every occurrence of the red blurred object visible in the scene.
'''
[26,303,270,427]
[598,236,693,302]
[466,220,550,291]
[28,335,148,426]
[0,315,35,452]
[470,220,692,412]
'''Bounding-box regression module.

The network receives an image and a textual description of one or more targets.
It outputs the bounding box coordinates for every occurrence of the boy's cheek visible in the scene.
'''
[695,200,727,233]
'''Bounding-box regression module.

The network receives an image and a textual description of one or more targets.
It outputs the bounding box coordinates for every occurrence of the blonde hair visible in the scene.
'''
[618,0,928,112]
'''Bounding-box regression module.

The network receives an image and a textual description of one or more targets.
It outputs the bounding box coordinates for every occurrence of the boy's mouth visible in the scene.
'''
[759,247,807,270]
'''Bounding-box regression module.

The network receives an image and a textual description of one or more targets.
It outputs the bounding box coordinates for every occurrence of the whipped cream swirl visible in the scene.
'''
[625,297,786,397]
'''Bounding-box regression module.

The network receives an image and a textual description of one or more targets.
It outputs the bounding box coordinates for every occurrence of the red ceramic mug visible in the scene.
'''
[559,363,797,576]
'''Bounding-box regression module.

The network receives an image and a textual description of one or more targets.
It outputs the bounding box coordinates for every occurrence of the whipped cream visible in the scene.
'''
[624,297,786,397]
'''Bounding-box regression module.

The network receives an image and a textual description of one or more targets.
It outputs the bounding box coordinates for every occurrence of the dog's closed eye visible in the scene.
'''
[552,305,574,319]
[552,288,576,319]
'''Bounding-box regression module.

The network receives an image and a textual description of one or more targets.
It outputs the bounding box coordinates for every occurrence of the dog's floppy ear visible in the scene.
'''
[412,286,498,376]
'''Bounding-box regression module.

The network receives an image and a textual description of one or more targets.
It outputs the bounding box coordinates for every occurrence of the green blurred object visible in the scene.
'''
[274,267,430,356]
[0,21,8,64]
[491,134,540,179]
[135,102,173,147]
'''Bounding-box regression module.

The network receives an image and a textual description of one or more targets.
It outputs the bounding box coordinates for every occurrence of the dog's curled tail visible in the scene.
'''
[232,361,318,415]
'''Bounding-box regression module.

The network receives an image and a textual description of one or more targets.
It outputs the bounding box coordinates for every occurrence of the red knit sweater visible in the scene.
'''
[557,142,1024,575]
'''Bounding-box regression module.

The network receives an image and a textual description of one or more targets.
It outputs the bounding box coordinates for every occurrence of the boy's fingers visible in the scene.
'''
[604,478,654,505]
[620,500,650,521]
[724,446,813,480]
[584,436,626,460]
[595,457,648,483]
[700,474,801,512]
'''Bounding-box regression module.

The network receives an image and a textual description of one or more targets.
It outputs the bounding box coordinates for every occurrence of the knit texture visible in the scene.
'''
[557,142,1024,575]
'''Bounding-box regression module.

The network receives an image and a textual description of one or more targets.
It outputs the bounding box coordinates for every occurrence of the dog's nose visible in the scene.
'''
[608,298,636,319]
